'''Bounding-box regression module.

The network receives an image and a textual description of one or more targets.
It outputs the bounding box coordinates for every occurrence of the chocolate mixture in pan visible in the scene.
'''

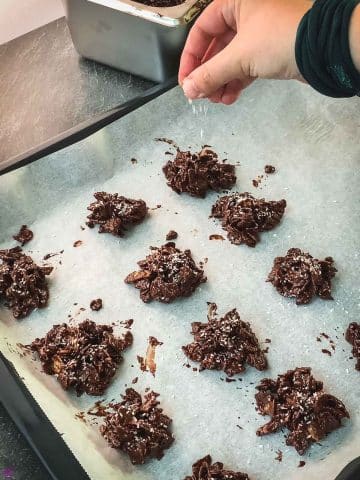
[267,248,337,305]
[255,367,349,454]
[100,388,174,464]
[86,192,148,237]
[345,322,360,371]
[182,303,267,376]
[211,192,286,247]
[30,320,133,396]
[163,148,236,198]
[125,242,206,303]
[0,247,53,319]
[13,225,33,246]
[184,455,250,480]
[134,0,185,6]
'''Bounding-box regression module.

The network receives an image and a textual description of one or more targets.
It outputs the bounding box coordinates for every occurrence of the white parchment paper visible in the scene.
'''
[0,81,359,480]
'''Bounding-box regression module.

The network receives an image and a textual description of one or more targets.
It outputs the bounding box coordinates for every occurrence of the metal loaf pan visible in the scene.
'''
[62,0,210,82]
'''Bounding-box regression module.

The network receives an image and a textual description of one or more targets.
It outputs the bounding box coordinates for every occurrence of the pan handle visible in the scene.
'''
[335,458,360,480]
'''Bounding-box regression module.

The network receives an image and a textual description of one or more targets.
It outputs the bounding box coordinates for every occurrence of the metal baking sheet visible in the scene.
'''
[0,81,359,480]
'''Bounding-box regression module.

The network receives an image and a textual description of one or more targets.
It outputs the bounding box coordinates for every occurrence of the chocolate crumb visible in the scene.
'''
[43,250,64,260]
[298,461,306,468]
[252,179,259,188]
[322,349,332,357]
[90,298,103,311]
[211,193,286,247]
[184,455,250,480]
[73,240,82,247]
[155,137,179,149]
[88,400,108,417]
[255,367,349,454]
[267,248,337,305]
[125,243,206,303]
[13,225,33,246]
[120,319,134,329]
[226,377,237,383]
[75,411,86,423]
[265,165,276,174]
[130,158,138,164]
[182,303,268,376]
[265,338,271,344]
[275,450,283,462]
[0,247,53,318]
[166,230,178,241]
[345,322,360,371]
[132,377,138,384]
[80,225,85,231]
[86,192,147,237]
[163,147,236,198]
[100,388,174,465]
[29,320,133,396]
[209,234,225,241]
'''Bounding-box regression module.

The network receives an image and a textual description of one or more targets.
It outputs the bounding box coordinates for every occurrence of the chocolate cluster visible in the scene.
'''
[183,303,267,376]
[184,455,250,480]
[100,388,174,464]
[163,148,236,198]
[30,320,133,396]
[267,248,337,305]
[211,192,286,247]
[255,367,349,454]
[0,247,53,318]
[125,242,206,303]
[86,192,147,237]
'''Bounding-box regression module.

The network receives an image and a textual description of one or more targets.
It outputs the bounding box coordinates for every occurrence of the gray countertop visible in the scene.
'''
[0,16,155,480]
[0,16,155,165]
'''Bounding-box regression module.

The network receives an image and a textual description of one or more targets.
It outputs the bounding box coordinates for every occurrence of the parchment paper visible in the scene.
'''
[0,81,359,480]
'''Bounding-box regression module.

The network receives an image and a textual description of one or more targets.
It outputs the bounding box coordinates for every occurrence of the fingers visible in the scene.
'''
[221,79,246,104]
[178,0,236,84]
[182,40,242,100]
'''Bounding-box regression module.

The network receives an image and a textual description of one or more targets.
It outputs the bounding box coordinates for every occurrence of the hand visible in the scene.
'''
[179,0,312,105]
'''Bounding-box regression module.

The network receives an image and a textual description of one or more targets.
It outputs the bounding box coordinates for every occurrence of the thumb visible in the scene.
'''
[182,40,244,100]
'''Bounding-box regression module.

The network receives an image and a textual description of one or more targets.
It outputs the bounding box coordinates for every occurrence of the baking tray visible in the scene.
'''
[0,81,359,480]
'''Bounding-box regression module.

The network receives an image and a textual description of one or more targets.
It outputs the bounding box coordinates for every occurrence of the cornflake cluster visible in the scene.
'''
[183,303,267,376]
[184,455,250,480]
[86,192,147,237]
[100,388,174,465]
[211,192,286,247]
[30,320,133,396]
[125,242,206,303]
[163,148,236,198]
[255,367,349,454]
[267,248,337,305]
[0,247,53,319]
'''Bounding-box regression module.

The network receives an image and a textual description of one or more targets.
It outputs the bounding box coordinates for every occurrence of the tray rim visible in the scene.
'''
[0,77,177,177]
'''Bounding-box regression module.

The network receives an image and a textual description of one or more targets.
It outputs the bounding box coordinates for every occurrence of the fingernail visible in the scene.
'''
[182,78,205,99]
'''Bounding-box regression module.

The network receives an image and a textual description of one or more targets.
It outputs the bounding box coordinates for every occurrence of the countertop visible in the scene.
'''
[0,16,155,480]
[0,16,155,166]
